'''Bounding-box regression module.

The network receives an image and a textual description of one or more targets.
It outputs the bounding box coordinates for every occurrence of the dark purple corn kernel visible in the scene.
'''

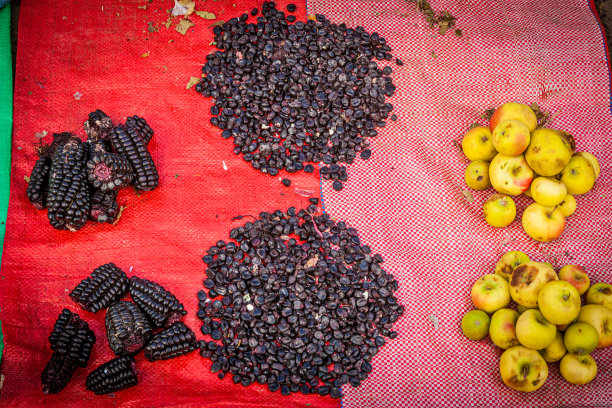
[41,352,77,394]
[86,152,134,191]
[69,263,129,313]
[110,124,158,192]
[125,115,154,146]
[48,308,96,368]
[105,301,152,355]
[86,355,137,395]
[46,137,90,231]
[129,276,186,328]
[26,157,51,209]
[89,189,120,224]
[144,321,197,361]
[83,110,113,141]
[85,138,110,158]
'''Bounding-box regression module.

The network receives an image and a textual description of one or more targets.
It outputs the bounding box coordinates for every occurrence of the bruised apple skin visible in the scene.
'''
[499,346,548,392]
[559,354,597,385]
[489,103,538,132]
[462,126,497,161]
[510,261,558,308]
[491,120,531,156]
[524,128,575,177]
[575,151,600,179]
[495,251,530,281]
[558,194,577,217]
[586,282,612,310]
[489,154,534,195]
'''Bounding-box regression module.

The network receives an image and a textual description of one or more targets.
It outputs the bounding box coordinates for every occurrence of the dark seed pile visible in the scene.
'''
[195,1,399,191]
[25,110,158,230]
[197,206,404,398]
[42,264,197,395]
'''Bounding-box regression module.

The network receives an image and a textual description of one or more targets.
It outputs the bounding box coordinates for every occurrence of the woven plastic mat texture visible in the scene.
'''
[1,0,612,407]
[308,0,612,407]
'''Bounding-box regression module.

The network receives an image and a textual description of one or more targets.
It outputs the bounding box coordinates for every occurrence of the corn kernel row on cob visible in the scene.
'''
[86,355,138,395]
[144,321,197,361]
[70,263,129,313]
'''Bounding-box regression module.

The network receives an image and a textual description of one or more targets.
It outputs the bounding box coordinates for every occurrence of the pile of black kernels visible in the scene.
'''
[41,264,196,395]
[195,2,400,191]
[26,110,158,231]
[197,202,404,398]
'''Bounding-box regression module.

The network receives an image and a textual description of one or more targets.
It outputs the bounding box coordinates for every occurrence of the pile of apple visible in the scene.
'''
[461,251,612,392]
[461,102,600,242]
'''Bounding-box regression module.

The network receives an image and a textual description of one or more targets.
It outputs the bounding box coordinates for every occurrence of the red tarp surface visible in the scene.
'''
[2,0,612,407]
[1,1,336,407]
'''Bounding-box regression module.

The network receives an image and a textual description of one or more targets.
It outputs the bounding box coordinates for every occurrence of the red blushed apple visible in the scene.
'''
[558,265,590,295]
[521,203,565,242]
[489,102,538,132]
[489,154,534,196]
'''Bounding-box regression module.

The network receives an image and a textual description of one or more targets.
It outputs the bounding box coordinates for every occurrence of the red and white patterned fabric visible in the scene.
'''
[307,0,612,406]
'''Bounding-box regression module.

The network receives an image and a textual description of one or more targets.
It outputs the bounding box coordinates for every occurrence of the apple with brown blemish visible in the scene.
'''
[471,274,510,314]
[525,128,575,176]
[494,251,530,281]
[489,102,538,133]
[586,282,612,310]
[558,264,590,295]
[560,155,596,195]
[558,194,577,217]
[483,194,516,228]
[499,345,548,392]
[509,261,558,308]
[521,203,565,242]
[489,154,534,195]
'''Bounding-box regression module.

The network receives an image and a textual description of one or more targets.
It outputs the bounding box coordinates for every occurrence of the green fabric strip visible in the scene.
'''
[0,4,14,362]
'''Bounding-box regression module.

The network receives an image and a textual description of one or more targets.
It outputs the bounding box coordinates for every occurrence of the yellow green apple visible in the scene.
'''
[564,322,599,356]
[499,346,548,392]
[560,155,596,195]
[491,119,531,156]
[586,282,612,310]
[530,177,567,207]
[558,265,590,295]
[576,304,612,348]
[483,194,516,228]
[515,309,557,350]
[489,154,534,195]
[489,102,538,132]
[471,274,510,313]
[510,261,558,308]
[461,310,491,341]
[489,308,520,349]
[576,151,600,179]
[540,332,566,362]
[465,160,491,190]
[495,251,530,281]
[559,354,597,385]
[538,280,581,325]
[462,126,497,161]
[524,128,575,176]
[521,203,565,242]
[558,194,577,217]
